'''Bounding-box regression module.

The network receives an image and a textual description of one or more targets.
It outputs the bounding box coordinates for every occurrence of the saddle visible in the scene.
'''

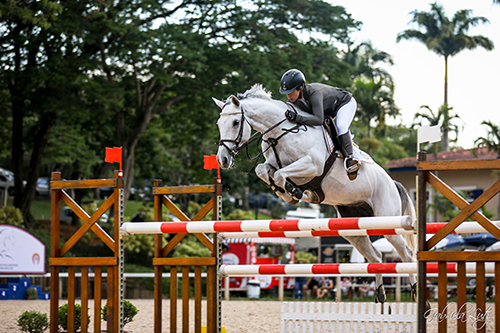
[286,117,341,204]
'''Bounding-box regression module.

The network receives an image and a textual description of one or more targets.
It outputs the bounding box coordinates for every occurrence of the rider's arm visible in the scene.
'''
[294,90,324,126]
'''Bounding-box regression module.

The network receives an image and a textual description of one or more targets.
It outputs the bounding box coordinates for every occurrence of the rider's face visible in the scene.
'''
[287,88,301,103]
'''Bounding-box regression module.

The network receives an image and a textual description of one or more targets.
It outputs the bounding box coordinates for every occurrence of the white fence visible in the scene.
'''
[281,302,417,333]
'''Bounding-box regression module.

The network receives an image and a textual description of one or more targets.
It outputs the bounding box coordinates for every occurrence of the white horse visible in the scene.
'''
[214,84,417,304]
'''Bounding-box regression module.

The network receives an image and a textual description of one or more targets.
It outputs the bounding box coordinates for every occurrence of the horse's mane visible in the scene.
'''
[236,84,272,101]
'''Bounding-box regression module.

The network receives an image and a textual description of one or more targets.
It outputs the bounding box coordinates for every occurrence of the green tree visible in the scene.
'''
[71,0,360,200]
[474,120,500,218]
[396,2,494,151]
[1,1,360,224]
[0,1,97,226]
[344,41,394,83]
[351,77,398,141]
[413,103,463,154]
[474,121,500,155]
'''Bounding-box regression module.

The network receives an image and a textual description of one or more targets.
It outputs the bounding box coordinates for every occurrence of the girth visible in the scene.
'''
[287,150,338,203]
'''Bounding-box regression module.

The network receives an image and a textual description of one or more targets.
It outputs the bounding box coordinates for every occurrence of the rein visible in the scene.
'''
[218,103,306,173]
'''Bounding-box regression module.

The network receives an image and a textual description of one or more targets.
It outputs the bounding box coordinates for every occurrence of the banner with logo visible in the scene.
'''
[0,225,46,274]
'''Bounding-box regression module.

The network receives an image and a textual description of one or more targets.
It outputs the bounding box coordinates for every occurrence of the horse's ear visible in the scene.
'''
[212,97,225,109]
[231,95,240,107]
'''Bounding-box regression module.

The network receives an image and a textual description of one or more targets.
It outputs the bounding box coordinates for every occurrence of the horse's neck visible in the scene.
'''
[244,99,285,134]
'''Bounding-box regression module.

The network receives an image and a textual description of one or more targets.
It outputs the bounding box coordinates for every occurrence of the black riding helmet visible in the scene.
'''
[279,69,306,94]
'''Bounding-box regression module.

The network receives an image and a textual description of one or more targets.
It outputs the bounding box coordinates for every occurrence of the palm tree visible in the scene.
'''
[474,121,500,156]
[474,121,500,218]
[396,2,494,151]
[413,103,462,154]
[344,41,394,83]
[351,76,398,140]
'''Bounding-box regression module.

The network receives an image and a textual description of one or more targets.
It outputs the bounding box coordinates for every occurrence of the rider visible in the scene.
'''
[279,68,360,177]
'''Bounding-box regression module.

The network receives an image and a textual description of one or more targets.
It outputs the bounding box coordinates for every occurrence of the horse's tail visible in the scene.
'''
[394,181,417,261]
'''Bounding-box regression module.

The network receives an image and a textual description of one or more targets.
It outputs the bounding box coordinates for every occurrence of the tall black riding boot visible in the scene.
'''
[338,131,360,180]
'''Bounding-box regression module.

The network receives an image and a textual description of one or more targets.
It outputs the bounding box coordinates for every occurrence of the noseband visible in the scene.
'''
[218,101,305,172]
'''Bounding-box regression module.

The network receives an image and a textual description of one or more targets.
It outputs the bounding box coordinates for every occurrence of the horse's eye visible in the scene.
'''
[233,120,239,127]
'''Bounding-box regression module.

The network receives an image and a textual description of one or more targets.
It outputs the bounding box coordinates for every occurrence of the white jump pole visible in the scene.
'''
[219,229,413,238]
[219,220,500,238]
[120,216,413,235]
[219,262,496,276]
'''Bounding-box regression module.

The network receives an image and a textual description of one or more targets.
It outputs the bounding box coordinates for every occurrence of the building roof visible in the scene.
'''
[386,147,499,171]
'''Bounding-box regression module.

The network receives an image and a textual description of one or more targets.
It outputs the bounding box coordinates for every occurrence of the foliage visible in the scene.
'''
[58,303,88,333]
[172,234,211,258]
[1,0,364,226]
[26,287,38,300]
[474,121,500,156]
[430,191,493,222]
[102,300,138,327]
[296,251,318,264]
[17,310,49,333]
[396,2,493,151]
[124,233,155,259]
[0,206,23,226]
[413,103,463,146]
[224,209,256,221]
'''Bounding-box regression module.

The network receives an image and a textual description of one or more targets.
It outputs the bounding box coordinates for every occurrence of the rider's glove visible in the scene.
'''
[285,109,297,122]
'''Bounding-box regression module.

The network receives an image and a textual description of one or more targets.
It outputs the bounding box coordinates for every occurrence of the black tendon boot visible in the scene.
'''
[338,131,360,180]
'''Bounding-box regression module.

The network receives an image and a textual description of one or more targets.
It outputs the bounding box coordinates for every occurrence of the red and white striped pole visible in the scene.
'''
[218,220,500,238]
[219,229,413,238]
[219,262,495,276]
[120,216,412,235]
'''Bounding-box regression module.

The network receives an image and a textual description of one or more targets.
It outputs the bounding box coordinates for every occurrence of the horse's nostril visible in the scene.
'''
[223,157,228,166]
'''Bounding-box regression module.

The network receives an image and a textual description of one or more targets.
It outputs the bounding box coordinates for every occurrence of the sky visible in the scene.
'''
[330,0,500,149]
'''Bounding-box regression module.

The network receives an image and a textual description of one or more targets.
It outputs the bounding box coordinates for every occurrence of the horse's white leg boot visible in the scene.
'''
[255,163,297,204]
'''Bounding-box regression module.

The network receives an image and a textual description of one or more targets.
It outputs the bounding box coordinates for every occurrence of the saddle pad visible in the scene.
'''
[322,127,374,164]
[354,148,375,164]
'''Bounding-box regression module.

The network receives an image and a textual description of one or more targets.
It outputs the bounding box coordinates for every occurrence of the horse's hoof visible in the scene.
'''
[375,285,387,303]
[411,283,417,302]
[304,190,320,203]
[425,301,431,313]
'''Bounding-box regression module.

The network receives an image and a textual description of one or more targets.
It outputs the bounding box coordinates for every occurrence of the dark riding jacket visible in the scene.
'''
[288,83,352,126]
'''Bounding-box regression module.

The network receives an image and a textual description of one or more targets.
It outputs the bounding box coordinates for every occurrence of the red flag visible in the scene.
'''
[204,154,220,179]
[105,147,123,175]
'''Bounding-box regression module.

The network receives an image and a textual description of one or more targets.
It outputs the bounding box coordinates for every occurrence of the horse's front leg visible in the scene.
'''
[255,162,296,204]
[273,156,323,202]
[342,236,387,304]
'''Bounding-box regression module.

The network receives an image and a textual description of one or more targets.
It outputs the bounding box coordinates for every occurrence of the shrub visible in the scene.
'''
[26,287,39,300]
[0,206,23,226]
[296,251,318,264]
[102,300,138,327]
[17,311,49,333]
[58,303,88,332]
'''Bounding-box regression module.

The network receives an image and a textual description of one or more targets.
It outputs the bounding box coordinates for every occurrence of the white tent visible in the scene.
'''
[349,238,401,263]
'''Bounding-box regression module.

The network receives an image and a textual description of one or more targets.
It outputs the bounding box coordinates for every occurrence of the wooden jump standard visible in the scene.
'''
[152,178,223,333]
[49,171,123,333]
[417,152,500,333]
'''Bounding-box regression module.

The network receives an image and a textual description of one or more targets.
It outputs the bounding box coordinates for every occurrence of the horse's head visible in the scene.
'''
[214,95,252,169]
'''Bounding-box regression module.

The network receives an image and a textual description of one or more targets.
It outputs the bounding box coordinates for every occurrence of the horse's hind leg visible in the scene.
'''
[342,236,387,303]
[384,234,418,299]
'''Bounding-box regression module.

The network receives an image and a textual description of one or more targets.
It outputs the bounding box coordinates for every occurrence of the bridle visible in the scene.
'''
[218,101,306,171]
